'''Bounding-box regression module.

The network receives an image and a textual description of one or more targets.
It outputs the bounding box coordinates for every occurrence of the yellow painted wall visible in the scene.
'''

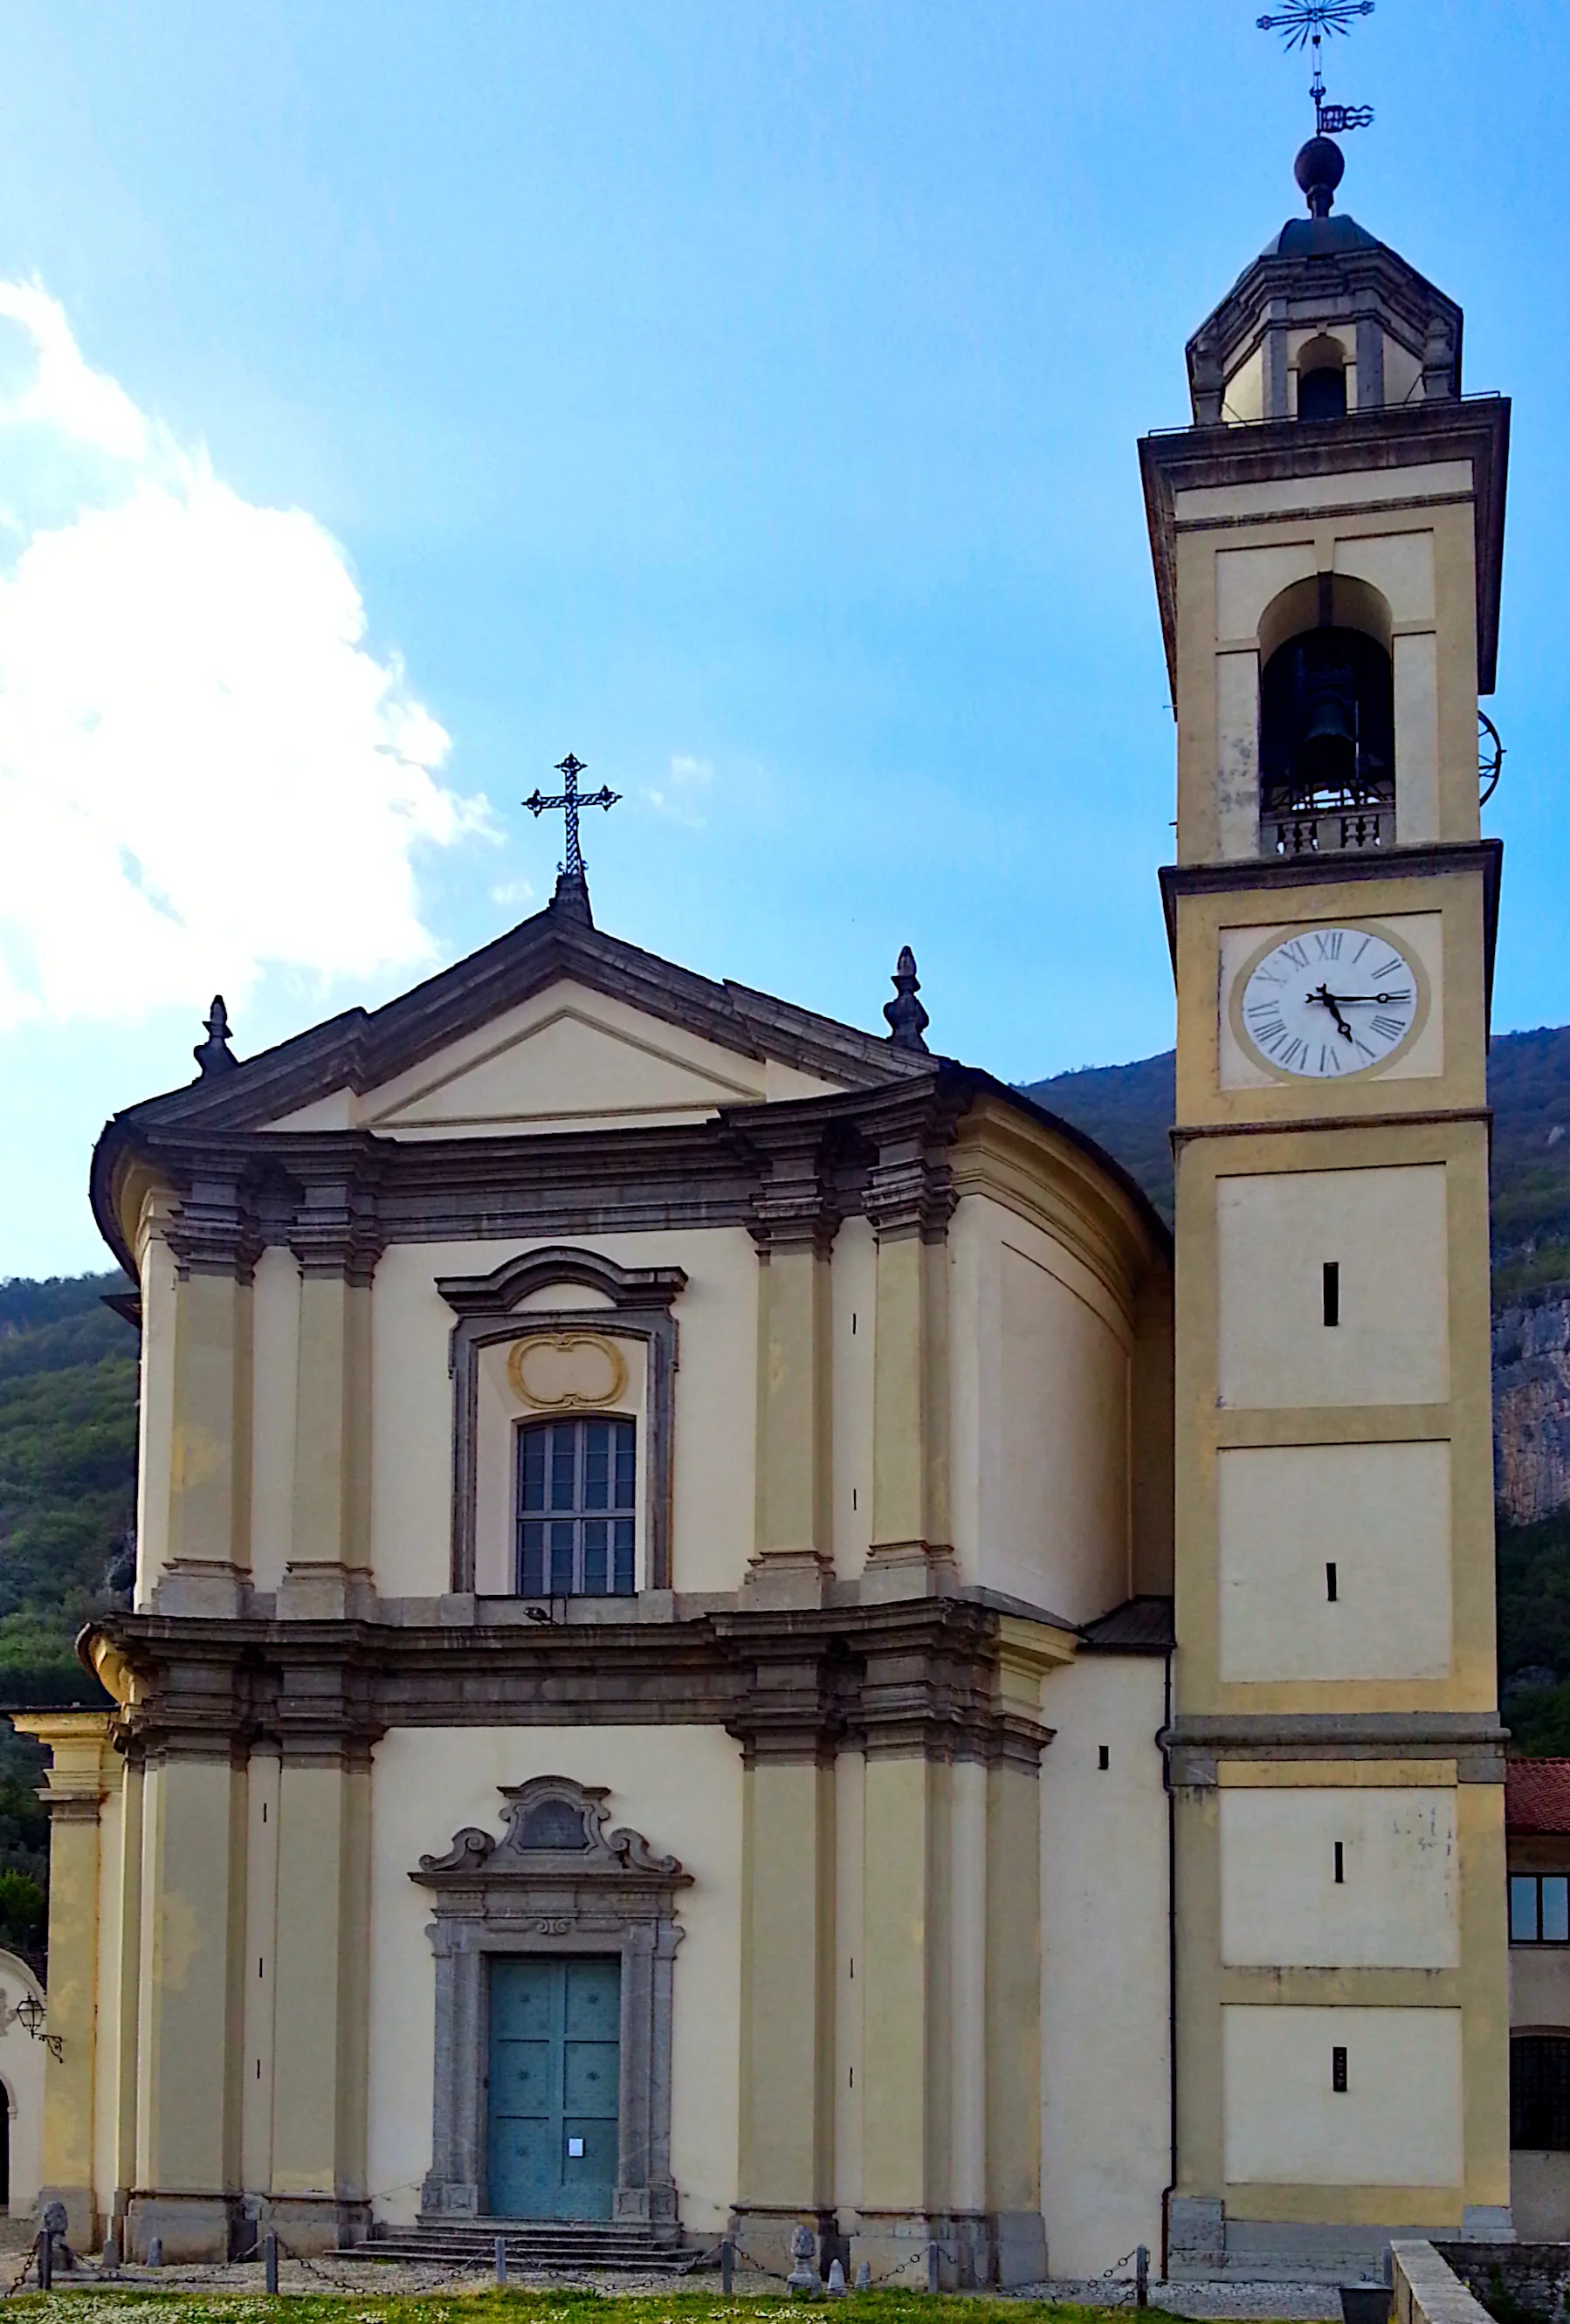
[1039,1655,1171,2274]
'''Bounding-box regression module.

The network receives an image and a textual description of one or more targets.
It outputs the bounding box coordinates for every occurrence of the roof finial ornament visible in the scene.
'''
[884,945,930,1055]
[524,753,622,925]
[1257,1,1375,214]
[193,995,238,1077]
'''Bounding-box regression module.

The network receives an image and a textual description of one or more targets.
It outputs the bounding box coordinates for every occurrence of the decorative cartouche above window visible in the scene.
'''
[507,1331,629,1411]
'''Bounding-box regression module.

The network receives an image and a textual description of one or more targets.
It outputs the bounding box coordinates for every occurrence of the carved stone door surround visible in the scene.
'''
[411,1775,691,2235]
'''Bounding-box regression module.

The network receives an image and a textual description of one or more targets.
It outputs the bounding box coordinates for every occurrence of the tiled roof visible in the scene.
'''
[1080,1596,1176,1654]
[1506,1760,1570,1834]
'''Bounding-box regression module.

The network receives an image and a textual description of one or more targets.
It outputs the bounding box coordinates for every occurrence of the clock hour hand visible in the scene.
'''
[1307,983,1355,1041]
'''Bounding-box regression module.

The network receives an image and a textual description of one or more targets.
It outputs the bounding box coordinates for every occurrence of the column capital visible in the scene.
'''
[742,1122,841,1257]
[165,1173,264,1281]
[289,1171,385,1282]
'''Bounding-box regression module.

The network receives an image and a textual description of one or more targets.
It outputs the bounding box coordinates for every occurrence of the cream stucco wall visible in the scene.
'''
[1216,1165,1450,1410]
[1222,2004,1463,2188]
[951,1194,1135,1623]
[1039,1655,1170,2274]
[0,1949,47,2213]
[1221,1788,1458,1970]
[1218,1440,1452,1682]
[366,1725,742,2233]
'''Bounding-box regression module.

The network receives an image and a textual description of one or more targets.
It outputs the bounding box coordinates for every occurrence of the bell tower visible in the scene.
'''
[1141,132,1511,2274]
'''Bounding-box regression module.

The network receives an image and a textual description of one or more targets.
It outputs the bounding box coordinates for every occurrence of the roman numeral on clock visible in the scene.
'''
[1372,1014,1407,1041]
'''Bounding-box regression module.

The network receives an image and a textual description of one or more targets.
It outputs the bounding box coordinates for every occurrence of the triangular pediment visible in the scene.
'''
[269,981,800,1136]
[98,895,926,1150]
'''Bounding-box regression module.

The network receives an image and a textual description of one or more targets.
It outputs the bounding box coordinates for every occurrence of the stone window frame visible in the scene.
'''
[437,1246,686,1595]
[410,1775,692,2232]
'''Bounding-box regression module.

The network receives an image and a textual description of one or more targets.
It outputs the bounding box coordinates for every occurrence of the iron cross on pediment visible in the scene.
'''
[524,753,622,881]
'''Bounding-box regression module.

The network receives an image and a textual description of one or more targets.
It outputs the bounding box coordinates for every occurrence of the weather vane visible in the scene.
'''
[1257,1,1376,136]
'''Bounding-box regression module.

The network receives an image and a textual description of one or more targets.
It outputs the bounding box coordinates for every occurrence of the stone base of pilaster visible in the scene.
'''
[859,1540,959,1603]
[126,2190,247,2263]
[728,2205,844,2281]
[276,1562,379,1620]
[740,1552,834,1610]
[837,2207,1046,2289]
[258,2192,374,2254]
[150,1559,248,1619]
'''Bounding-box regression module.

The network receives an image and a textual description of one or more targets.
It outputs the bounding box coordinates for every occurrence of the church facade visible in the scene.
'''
[18,139,1515,2282]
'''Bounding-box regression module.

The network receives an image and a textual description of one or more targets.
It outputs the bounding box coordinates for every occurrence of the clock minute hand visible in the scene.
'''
[1319,990,1408,1005]
[1307,983,1355,1041]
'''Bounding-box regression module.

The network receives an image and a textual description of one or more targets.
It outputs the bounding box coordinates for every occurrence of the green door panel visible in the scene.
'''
[486,1956,620,2220]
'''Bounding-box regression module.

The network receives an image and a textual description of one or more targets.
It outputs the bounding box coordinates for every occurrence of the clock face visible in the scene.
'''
[1234,924,1425,1080]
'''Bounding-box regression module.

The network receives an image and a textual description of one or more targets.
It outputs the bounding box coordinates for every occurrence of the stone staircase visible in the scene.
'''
[336,2219,704,2274]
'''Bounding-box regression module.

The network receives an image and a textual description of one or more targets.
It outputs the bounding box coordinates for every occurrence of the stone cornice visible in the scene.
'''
[88,1594,1073,1774]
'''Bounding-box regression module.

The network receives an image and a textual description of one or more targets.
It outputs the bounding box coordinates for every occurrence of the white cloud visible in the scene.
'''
[644,753,715,829]
[0,278,483,1030]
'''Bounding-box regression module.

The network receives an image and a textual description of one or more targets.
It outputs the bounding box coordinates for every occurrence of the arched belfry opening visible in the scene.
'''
[1258,574,1394,855]
[1296,333,1348,421]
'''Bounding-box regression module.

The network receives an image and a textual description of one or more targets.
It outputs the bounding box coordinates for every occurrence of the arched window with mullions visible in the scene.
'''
[517,1416,637,1598]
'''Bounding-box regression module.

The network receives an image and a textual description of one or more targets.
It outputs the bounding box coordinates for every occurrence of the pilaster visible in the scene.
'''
[730,1647,842,2272]
[746,1127,838,1608]
[279,1173,382,1620]
[155,1177,259,1619]
[864,1105,957,1600]
[266,1744,373,2249]
[12,1712,121,2249]
[130,1744,249,2260]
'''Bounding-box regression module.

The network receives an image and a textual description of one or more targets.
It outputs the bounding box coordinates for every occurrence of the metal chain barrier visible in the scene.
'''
[0,2238,38,2299]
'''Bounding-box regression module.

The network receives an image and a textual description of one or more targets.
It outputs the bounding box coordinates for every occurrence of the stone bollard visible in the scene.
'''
[35,2229,50,2293]
[148,2235,163,2269]
[265,2230,279,2294]
[495,2235,508,2286]
[721,2239,735,2295]
[788,2222,819,2299]
[855,2261,872,2291]
[827,2259,848,2298]
[926,2240,940,2294]
[1136,2244,1149,2309]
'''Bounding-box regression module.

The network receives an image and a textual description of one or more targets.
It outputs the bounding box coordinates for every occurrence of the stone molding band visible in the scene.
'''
[88,1597,1060,1775]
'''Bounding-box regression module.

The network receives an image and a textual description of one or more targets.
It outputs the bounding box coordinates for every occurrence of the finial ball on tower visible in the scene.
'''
[1294,133,1346,216]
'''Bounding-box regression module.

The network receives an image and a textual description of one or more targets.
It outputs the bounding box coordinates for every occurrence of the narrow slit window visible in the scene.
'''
[1333,1841,1345,1885]
[1326,1560,1339,1603]
[1332,2046,1348,2094]
[1098,1746,1111,1771]
[1323,1262,1340,1326]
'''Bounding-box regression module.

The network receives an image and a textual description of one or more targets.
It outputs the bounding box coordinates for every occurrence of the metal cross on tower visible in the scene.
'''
[1257,0,1375,135]
[524,753,621,909]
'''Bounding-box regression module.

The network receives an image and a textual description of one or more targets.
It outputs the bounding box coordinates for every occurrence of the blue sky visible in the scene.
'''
[0,2,1565,1277]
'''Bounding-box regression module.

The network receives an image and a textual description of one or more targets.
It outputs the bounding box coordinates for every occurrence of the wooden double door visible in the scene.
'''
[485,1956,621,2219]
